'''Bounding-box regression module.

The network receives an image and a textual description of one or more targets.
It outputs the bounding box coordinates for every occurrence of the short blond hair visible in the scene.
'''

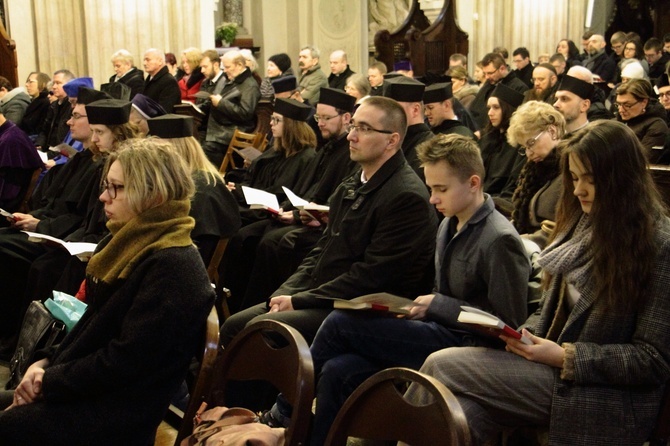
[507,101,566,147]
[181,47,203,72]
[417,133,485,182]
[106,138,194,214]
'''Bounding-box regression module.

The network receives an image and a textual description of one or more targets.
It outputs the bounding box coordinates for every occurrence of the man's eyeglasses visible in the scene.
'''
[101,180,124,199]
[71,113,87,120]
[347,123,393,135]
[659,91,670,99]
[314,114,341,123]
[615,101,639,110]
[517,130,546,156]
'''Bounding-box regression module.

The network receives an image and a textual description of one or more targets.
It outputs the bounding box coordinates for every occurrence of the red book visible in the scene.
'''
[457,306,532,345]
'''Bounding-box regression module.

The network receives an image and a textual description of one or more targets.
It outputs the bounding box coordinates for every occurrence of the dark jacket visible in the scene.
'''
[109,67,145,99]
[620,101,668,162]
[649,52,670,84]
[479,130,525,200]
[584,51,616,83]
[205,68,260,146]
[515,63,534,89]
[0,245,214,446]
[35,99,72,149]
[402,122,434,181]
[275,149,438,307]
[431,119,475,139]
[19,90,50,137]
[143,65,181,113]
[328,66,355,91]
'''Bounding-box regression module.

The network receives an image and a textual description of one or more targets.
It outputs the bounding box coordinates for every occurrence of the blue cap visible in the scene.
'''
[63,77,94,98]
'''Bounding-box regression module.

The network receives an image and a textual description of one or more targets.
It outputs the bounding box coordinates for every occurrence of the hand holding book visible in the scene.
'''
[457,306,532,345]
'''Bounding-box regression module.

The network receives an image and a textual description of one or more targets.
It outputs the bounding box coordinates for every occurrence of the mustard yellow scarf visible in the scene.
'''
[87,200,195,285]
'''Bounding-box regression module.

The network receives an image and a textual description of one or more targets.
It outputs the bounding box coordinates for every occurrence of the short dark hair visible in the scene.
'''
[582,31,594,40]
[513,47,530,59]
[644,37,662,53]
[369,61,387,74]
[549,53,566,64]
[202,49,220,64]
[449,53,468,66]
[0,76,12,91]
[492,46,509,59]
[482,53,506,69]
[360,96,407,144]
[663,33,670,44]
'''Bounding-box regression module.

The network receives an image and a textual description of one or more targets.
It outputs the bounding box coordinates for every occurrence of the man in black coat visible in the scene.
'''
[220,96,438,345]
[469,53,529,132]
[644,37,670,84]
[142,48,181,113]
[583,34,616,84]
[423,83,474,139]
[327,50,355,91]
[512,47,534,89]
[34,69,76,151]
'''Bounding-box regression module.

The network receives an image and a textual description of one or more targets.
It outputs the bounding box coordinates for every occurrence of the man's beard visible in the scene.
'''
[527,87,552,102]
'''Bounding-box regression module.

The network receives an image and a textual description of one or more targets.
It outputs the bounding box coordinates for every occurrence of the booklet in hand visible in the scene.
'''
[282,187,330,223]
[0,207,16,221]
[318,293,417,315]
[22,231,97,261]
[457,306,532,345]
[241,186,280,215]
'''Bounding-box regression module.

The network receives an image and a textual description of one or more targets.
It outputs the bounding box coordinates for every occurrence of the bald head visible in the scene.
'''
[221,50,247,80]
[566,66,594,83]
[588,34,606,55]
[143,48,165,76]
[329,50,348,75]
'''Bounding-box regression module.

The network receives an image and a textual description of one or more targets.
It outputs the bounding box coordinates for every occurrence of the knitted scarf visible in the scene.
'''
[537,212,593,293]
[511,150,561,234]
[86,200,195,286]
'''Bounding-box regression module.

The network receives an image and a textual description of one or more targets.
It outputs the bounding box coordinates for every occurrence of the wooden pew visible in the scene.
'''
[650,164,670,210]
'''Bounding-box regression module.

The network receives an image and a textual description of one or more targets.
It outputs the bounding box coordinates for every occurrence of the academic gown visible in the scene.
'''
[402,123,434,181]
[431,119,475,139]
[479,129,525,200]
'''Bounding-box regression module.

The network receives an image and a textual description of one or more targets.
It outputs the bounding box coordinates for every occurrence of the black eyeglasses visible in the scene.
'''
[314,113,342,123]
[101,180,124,199]
[347,123,393,135]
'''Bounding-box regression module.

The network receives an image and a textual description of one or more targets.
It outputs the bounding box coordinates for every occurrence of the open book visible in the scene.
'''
[317,293,418,315]
[282,187,330,223]
[234,146,263,162]
[22,231,97,261]
[457,306,532,345]
[241,186,280,214]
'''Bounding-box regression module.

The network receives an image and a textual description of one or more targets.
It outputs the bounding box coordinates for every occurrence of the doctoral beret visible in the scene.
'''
[383,76,425,102]
[556,75,595,100]
[423,82,453,104]
[76,87,111,105]
[63,77,94,98]
[131,94,167,119]
[318,87,356,113]
[271,76,298,94]
[491,83,524,108]
[147,114,194,138]
[86,99,132,125]
[100,82,132,101]
[274,98,312,121]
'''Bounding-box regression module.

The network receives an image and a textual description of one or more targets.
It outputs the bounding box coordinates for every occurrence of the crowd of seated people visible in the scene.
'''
[0,30,669,445]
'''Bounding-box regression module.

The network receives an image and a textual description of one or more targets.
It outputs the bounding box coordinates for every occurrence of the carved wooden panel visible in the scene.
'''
[373,0,431,71]
[0,19,17,86]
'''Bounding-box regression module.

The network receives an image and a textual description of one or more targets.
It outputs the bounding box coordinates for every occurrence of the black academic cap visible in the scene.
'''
[86,99,132,125]
[491,83,524,108]
[318,87,356,113]
[101,82,131,101]
[147,114,194,138]
[274,98,312,121]
[657,73,670,89]
[556,75,594,100]
[271,76,298,94]
[423,82,453,104]
[383,76,426,102]
[76,87,111,105]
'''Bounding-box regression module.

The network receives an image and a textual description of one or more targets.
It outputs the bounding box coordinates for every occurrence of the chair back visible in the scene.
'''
[219,129,260,173]
[206,237,232,320]
[325,367,471,446]
[192,320,314,446]
[174,305,220,445]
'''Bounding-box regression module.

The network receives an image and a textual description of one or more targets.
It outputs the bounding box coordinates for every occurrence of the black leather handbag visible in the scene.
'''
[5,301,66,390]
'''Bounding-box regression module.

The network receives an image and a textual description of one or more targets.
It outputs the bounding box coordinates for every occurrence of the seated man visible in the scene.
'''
[264,134,531,445]
[220,96,438,345]
[423,83,475,139]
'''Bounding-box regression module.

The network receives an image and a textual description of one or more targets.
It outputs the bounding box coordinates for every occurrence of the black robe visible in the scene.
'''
[402,123,434,181]
[431,119,475,139]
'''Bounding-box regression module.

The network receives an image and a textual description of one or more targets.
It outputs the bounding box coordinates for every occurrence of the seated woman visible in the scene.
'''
[178,47,205,103]
[506,101,566,248]
[615,78,668,163]
[0,138,214,445]
[407,120,670,446]
[478,83,526,214]
[344,73,371,107]
[19,72,51,141]
[148,113,241,264]
[260,53,293,99]
[448,66,479,110]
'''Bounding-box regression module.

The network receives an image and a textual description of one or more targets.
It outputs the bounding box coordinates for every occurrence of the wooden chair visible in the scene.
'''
[178,320,314,446]
[171,305,220,445]
[218,129,260,174]
[324,367,471,446]
[17,167,44,213]
[206,237,231,321]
